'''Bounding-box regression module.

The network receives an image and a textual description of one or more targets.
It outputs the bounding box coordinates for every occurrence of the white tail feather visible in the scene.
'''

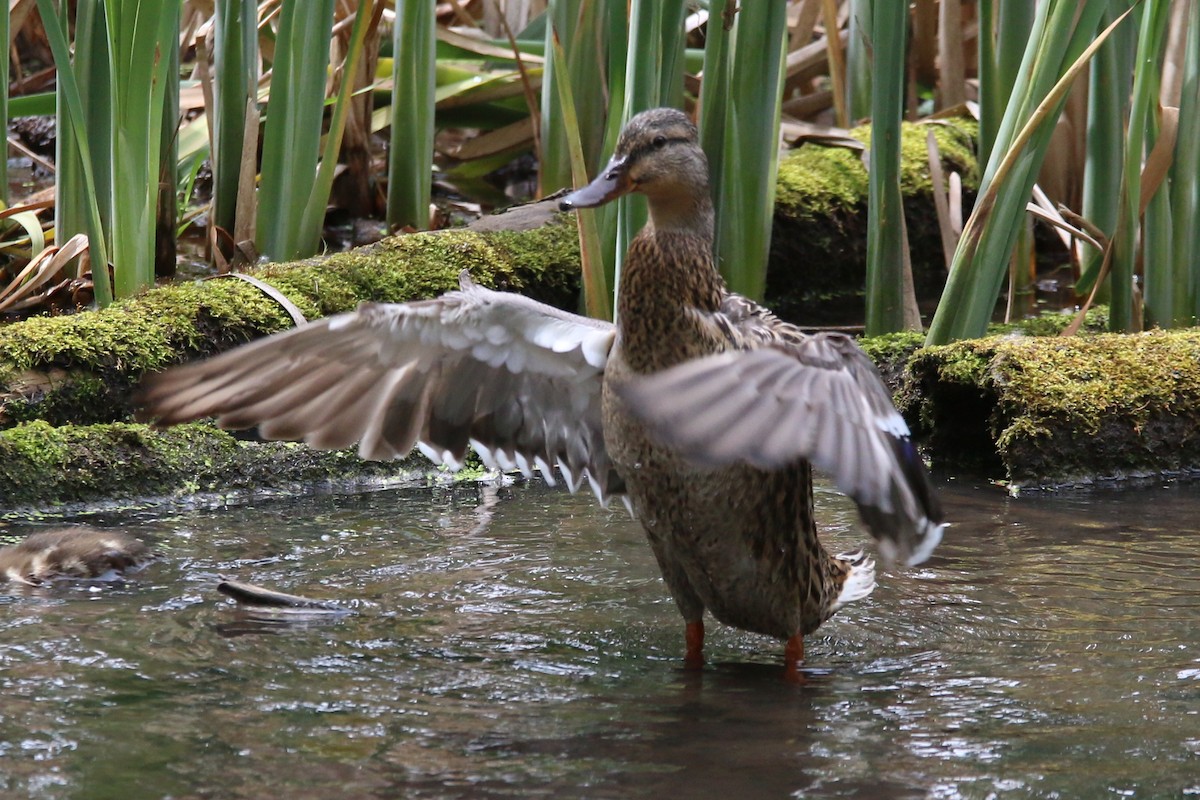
[829,549,876,614]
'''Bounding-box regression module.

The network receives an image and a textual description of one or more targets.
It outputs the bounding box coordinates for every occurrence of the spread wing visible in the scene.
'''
[135,272,624,502]
[616,334,943,565]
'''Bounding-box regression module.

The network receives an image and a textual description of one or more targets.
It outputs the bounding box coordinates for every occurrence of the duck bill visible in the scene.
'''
[558,155,632,211]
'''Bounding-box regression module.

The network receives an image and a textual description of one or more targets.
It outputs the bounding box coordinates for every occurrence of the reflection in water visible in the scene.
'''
[1,481,1198,798]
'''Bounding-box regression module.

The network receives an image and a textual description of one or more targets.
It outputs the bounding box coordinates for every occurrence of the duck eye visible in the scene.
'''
[652,135,667,149]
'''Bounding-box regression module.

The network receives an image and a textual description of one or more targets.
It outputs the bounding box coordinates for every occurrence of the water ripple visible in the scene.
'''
[1,482,1199,797]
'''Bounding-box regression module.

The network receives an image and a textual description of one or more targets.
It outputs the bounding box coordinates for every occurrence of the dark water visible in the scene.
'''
[1,479,1198,799]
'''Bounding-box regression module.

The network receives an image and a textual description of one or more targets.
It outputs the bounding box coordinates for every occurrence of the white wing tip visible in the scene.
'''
[470,440,499,470]
[534,456,557,486]
[904,520,946,567]
[416,441,441,464]
[415,442,465,472]
[878,412,911,438]
[581,332,614,369]
[585,472,603,503]
[513,452,533,479]
[556,458,583,493]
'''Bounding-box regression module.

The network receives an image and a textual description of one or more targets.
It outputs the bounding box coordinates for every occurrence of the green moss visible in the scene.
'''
[927,342,994,385]
[1,372,112,426]
[897,119,978,194]
[774,117,978,218]
[0,419,70,473]
[775,144,869,219]
[0,223,582,376]
[988,332,1200,426]
[0,420,430,509]
[988,306,1109,337]
[485,220,584,306]
[766,118,979,325]
[856,330,925,365]
[0,304,177,373]
[855,330,926,393]
[864,307,1110,398]
[0,221,587,508]
[990,333,1177,423]
[903,328,1200,486]
[448,448,489,481]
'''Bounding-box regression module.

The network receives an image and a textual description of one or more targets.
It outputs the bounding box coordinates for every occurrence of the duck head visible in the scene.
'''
[559,108,712,232]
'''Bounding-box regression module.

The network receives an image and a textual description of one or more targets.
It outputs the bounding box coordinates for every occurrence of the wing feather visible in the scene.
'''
[617,334,943,565]
[136,271,623,502]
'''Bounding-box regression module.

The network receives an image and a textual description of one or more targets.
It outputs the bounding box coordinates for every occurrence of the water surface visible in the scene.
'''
[2,480,1198,799]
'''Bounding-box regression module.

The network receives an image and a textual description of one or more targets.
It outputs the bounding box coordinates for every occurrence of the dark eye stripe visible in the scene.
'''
[629,135,692,162]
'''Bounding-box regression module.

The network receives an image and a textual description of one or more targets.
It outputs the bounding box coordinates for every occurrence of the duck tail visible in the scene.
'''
[828,549,876,614]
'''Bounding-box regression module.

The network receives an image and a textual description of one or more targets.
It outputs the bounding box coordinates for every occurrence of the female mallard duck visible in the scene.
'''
[0,527,153,585]
[136,108,943,677]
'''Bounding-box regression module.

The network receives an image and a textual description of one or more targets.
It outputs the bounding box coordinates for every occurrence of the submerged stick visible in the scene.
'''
[217,577,351,613]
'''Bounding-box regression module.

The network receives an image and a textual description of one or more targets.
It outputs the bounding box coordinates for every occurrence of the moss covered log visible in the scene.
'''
[0,420,435,512]
[769,118,978,323]
[901,326,1200,489]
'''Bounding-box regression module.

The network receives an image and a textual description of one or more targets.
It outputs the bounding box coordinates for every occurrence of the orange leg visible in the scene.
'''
[684,620,705,669]
[783,633,805,684]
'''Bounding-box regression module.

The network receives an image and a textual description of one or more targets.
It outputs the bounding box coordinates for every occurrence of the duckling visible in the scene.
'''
[0,527,153,585]
[136,107,943,677]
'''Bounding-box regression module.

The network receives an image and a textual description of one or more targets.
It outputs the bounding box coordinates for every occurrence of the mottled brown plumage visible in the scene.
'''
[0,527,153,585]
[568,109,885,654]
[135,108,943,673]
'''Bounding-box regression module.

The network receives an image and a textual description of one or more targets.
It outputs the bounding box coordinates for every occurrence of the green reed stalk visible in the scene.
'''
[211,0,259,237]
[1142,128,1173,328]
[550,28,609,321]
[256,0,336,259]
[864,0,912,335]
[704,1,787,301]
[993,3,1037,322]
[540,0,627,196]
[1076,3,1136,303]
[0,8,7,205]
[698,1,733,217]
[613,0,686,295]
[538,0,575,195]
[103,0,177,298]
[1110,0,1171,332]
[1173,2,1200,324]
[387,0,436,231]
[37,0,111,305]
[926,2,1124,345]
[538,1,627,318]
[155,13,180,279]
[846,0,872,121]
[53,0,111,245]
[300,0,374,252]
[978,1,1037,166]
